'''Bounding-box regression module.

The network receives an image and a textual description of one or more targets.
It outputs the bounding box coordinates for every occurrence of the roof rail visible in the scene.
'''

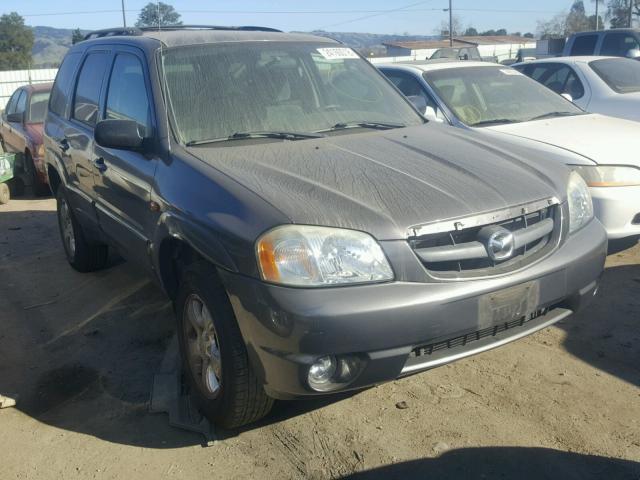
[137,25,283,33]
[83,27,143,40]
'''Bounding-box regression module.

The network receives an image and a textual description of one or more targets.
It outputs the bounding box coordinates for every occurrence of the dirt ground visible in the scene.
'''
[0,196,638,480]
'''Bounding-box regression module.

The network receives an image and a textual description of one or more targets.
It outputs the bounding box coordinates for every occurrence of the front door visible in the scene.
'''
[92,48,159,268]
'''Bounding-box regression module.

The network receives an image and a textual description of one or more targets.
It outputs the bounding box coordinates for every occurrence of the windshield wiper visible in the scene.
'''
[471,118,520,127]
[317,121,406,133]
[527,111,580,122]
[186,131,325,146]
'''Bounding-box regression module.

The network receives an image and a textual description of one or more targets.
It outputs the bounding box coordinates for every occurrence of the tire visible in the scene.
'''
[176,261,274,429]
[26,152,50,197]
[0,183,9,204]
[56,186,109,272]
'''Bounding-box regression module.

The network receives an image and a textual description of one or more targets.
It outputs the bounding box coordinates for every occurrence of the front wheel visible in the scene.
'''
[176,261,274,429]
[56,186,108,272]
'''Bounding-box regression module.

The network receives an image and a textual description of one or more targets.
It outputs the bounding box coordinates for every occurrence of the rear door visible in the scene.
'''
[92,47,159,268]
[63,49,112,227]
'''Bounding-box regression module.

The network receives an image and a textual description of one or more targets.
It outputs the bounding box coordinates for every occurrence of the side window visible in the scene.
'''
[73,52,110,127]
[14,90,27,115]
[383,70,439,113]
[50,52,82,116]
[564,70,585,100]
[105,54,151,134]
[4,90,21,115]
[601,33,640,56]
[531,64,585,100]
[570,35,598,56]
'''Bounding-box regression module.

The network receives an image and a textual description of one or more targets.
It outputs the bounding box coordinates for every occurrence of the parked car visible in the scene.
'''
[379,61,640,240]
[0,83,53,195]
[563,29,640,59]
[430,46,482,61]
[45,26,606,428]
[501,48,537,66]
[514,56,640,122]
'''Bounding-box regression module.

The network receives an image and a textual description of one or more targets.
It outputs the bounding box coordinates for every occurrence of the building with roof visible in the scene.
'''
[382,35,536,62]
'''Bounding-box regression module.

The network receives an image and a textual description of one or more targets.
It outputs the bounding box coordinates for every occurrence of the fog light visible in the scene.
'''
[308,356,337,389]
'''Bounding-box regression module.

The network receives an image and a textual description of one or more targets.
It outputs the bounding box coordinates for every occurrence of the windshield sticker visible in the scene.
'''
[317,48,360,60]
[500,68,522,75]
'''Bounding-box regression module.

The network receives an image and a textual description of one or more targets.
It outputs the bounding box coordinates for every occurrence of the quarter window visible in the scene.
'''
[50,52,82,116]
[570,35,598,56]
[106,54,151,134]
[73,52,110,126]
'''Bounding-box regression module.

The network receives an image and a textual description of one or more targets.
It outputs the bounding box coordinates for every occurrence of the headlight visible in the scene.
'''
[572,165,640,187]
[567,171,594,234]
[256,225,394,287]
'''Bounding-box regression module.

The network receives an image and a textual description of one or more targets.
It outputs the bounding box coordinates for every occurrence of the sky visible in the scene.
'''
[3,0,598,35]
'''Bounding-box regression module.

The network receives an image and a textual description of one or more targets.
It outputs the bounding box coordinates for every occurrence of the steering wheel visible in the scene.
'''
[458,104,482,125]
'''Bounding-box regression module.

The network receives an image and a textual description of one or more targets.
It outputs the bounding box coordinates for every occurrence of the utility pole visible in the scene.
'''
[595,0,599,30]
[122,0,127,28]
[629,0,634,28]
[449,0,453,46]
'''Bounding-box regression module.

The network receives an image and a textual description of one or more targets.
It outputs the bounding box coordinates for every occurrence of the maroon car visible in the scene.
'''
[0,83,53,195]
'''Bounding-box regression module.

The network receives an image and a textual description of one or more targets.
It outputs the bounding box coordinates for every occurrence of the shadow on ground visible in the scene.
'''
[340,447,640,480]
[557,263,640,388]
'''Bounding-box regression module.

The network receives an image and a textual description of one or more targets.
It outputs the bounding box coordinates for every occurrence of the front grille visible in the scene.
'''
[410,308,548,359]
[409,200,560,279]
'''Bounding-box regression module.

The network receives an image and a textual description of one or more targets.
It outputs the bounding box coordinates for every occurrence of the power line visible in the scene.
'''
[318,1,439,29]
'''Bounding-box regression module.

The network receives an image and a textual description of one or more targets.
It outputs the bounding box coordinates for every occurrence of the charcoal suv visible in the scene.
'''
[44,26,607,428]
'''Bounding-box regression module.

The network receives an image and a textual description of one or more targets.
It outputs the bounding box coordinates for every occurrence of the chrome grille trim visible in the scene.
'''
[407,197,560,238]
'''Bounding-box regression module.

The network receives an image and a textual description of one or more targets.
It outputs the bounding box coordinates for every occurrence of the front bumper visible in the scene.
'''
[220,219,607,399]
[591,185,640,239]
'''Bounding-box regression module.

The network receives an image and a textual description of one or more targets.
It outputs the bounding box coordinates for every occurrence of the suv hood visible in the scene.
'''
[487,113,640,167]
[188,125,567,240]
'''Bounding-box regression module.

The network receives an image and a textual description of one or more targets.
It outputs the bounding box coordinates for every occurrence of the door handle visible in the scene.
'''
[93,157,107,173]
[57,138,70,152]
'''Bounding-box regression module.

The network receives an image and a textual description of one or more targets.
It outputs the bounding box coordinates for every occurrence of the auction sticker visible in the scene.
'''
[317,47,360,60]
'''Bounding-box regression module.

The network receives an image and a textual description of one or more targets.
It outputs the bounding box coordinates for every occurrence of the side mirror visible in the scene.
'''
[561,93,574,103]
[626,48,640,59]
[407,95,428,115]
[95,119,144,150]
[7,112,23,123]
[424,106,444,123]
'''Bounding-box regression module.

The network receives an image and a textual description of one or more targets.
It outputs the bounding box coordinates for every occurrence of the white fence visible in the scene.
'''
[0,69,58,110]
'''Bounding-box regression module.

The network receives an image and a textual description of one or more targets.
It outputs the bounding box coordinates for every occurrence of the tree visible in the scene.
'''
[464,27,478,36]
[524,32,535,38]
[135,2,182,28]
[71,28,84,45]
[435,15,464,36]
[566,1,591,33]
[537,13,567,39]
[495,28,508,35]
[607,0,639,28]
[0,12,34,70]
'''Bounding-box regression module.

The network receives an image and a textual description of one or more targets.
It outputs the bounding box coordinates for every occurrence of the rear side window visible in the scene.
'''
[601,33,640,57]
[73,52,110,126]
[105,54,151,134]
[4,89,21,115]
[49,52,82,116]
[570,35,598,56]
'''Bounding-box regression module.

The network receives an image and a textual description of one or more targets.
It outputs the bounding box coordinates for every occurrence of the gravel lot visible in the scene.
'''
[1,196,639,480]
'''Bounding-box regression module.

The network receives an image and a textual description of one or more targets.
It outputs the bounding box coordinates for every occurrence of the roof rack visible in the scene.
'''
[83,27,143,40]
[83,25,282,40]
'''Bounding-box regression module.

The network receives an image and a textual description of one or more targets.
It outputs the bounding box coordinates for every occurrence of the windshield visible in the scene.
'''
[589,58,640,94]
[423,66,583,127]
[161,42,423,145]
[27,91,50,123]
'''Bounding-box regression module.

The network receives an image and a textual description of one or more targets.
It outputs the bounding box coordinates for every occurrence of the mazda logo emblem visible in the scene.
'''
[486,229,515,261]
